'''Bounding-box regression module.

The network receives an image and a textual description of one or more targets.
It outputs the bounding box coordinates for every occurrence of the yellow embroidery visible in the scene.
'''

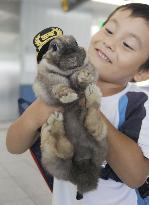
[41,28,62,41]
[34,27,63,52]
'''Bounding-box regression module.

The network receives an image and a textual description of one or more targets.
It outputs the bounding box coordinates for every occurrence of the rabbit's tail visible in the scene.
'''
[70,159,99,199]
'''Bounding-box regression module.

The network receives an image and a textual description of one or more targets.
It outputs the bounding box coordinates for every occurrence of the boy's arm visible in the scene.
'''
[6,98,61,154]
[100,111,149,188]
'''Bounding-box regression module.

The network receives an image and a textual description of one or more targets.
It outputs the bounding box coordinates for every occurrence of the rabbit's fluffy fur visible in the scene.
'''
[33,35,107,198]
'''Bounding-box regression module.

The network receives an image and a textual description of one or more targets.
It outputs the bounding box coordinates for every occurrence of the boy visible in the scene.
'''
[6,3,149,205]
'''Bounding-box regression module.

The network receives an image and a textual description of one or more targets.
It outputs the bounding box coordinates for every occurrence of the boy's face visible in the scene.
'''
[88,9,149,85]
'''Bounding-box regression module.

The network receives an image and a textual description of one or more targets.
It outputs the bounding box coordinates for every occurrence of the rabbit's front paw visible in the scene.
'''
[77,70,94,87]
[52,85,78,103]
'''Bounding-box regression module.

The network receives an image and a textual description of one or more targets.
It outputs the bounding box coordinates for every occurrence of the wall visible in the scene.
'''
[0,0,21,121]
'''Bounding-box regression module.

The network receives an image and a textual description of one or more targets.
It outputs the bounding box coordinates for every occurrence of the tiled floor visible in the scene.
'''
[0,123,52,205]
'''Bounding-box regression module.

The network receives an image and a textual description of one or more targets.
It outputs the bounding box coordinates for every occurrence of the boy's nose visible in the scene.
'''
[103,39,116,52]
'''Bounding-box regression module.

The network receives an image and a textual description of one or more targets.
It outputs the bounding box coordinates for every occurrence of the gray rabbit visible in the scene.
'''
[33,34,107,199]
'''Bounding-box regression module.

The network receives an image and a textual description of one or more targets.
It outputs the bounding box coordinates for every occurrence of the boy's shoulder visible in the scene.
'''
[118,83,149,143]
[101,83,149,120]
[127,82,149,95]
[122,83,149,106]
[119,83,149,119]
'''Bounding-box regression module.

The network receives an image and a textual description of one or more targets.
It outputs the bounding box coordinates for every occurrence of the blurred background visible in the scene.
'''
[0,1,149,205]
[0,0,148,123]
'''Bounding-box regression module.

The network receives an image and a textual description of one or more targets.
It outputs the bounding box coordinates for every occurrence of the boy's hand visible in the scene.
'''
[24,98,63,129]
[6,98,63,154]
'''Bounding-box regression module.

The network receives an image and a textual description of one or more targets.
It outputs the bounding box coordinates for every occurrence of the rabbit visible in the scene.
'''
[33,34,107,199]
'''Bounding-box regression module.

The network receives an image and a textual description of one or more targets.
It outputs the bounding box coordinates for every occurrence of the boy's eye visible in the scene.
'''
[123,42,134,50]
[105,28,113,35]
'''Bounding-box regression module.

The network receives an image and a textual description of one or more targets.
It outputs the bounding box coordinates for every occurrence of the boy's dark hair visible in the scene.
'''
[104,3,149,72]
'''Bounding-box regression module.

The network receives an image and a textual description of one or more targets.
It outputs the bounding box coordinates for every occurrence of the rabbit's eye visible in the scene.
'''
[74,40,78,46]
[52,43,58,52]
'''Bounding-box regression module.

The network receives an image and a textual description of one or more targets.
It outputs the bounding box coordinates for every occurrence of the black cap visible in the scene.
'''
[33,27,63,63]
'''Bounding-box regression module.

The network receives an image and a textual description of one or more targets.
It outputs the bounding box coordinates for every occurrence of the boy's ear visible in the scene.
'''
[133,70,149,82]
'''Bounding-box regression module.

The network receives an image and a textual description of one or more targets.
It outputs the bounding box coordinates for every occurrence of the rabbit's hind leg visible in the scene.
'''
[85,84,107,142]
[41,112,74,159]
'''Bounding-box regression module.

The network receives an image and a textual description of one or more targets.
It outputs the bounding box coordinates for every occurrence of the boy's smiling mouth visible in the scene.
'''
[95,48,112,64]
